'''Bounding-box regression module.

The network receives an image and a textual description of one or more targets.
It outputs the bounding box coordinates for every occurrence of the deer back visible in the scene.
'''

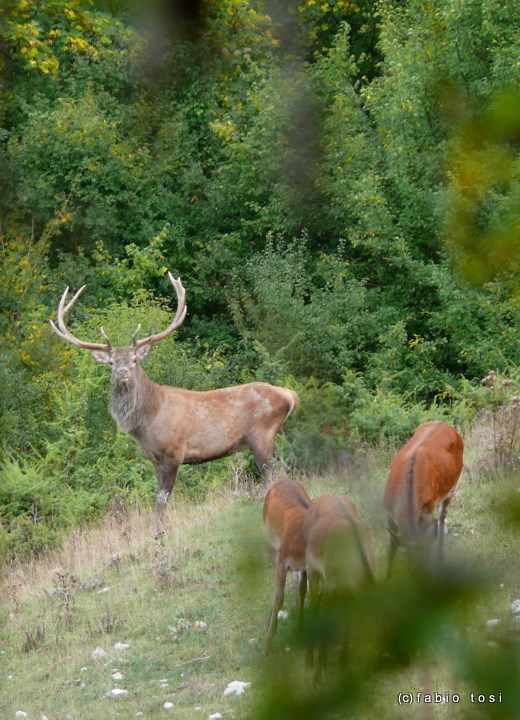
[384,421,464,539]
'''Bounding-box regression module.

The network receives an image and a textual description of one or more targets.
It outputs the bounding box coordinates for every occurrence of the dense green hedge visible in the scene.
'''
[0,0,519,560]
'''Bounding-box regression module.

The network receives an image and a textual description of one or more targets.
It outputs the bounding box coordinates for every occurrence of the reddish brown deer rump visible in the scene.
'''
[263,478,312,652]
[50,272,299,533]
[384,420,464,576]
[302,493,374,683]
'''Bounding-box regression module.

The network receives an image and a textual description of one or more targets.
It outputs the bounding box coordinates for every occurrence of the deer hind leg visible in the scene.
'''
[246,431,277,478]
[296,570,307,634]
[306,568,322,670]
[312,588,330,687]
[265,559,288,653]
[386,518,400,580]
[153,456,179,539]
[437,497,451,561]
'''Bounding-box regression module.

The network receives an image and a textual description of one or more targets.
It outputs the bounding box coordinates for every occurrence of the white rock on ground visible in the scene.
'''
[112,672,124,681]
[195,620,208,632]
[209,714,223,720]
[163,702,174,710]
[277,610,289,621]
[92,647,108,661]
[113,641,131,651]
[223,680,251,697]
[15,712,27,719]
[486,618,501,628]
[510,599,520,614]
[105,688,129,699]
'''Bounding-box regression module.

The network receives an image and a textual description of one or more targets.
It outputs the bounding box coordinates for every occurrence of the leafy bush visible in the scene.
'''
[0,455,103,562]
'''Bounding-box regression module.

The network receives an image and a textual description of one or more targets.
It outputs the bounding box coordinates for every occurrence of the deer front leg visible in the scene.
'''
[153,456,179,538]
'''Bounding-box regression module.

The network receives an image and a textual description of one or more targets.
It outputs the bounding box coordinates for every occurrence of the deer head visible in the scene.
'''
[49,272,187,388]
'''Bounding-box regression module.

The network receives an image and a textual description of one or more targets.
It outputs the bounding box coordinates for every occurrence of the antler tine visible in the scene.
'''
[49,317,73,342]
[168,271,187,321]
[62,285,86,318]
[49,285,111,351]
[100,326,113,351]
[130,323,142,347]
[133,271,187,349]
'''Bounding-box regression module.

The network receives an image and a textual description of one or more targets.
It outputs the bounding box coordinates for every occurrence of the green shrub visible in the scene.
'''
[0,455,99,562]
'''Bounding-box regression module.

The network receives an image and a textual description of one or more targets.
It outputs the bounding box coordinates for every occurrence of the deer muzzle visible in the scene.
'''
[116,367,131,382]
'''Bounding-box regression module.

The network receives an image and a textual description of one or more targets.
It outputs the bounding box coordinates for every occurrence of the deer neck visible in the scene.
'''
[109,365,161,436]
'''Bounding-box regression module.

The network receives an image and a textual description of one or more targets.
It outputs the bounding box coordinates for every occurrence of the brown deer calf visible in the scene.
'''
[384,421,464,577]
[303,494,374,684]
[50,272,299,533]
[263,478,312,652]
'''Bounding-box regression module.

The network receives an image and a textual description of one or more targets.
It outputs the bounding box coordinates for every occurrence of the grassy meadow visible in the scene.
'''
[1,416,520,720]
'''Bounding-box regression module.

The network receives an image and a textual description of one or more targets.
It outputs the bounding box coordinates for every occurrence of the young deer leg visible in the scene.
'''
[265,559,288,653]
[386,519,399,580]
[296,570,307,634]
[438,498,451,561]
[153,456,179,538]
[306,569,321,670]
[313,589,330,687]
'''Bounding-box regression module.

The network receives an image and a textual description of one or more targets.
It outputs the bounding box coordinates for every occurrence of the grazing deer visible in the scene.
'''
[49,272,299,532]
[303,494,374,684]
[384,421,464,577]
[263,478,312,652]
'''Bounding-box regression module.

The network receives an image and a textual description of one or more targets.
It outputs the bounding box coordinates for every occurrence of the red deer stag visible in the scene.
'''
[303,494,374,684]
[263,478,312,652]
[49,272,299,531]
[384,421,464,577]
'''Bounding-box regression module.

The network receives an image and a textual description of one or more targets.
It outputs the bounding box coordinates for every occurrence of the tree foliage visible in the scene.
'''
[0,0,519,557]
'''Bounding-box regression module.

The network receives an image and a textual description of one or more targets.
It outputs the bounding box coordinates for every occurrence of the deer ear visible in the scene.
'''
[135,343,152,361]
[90,350,111,364]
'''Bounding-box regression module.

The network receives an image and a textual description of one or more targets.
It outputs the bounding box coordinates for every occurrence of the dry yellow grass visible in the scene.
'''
[1,492,235,604]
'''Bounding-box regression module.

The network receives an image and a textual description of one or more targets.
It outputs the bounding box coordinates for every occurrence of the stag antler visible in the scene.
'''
[132,272,187,349]
[49,285,111,351]
[49,271,187,350]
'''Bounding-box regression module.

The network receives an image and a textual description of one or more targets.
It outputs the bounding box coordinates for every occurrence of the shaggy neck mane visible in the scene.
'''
[109,365,161,436]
